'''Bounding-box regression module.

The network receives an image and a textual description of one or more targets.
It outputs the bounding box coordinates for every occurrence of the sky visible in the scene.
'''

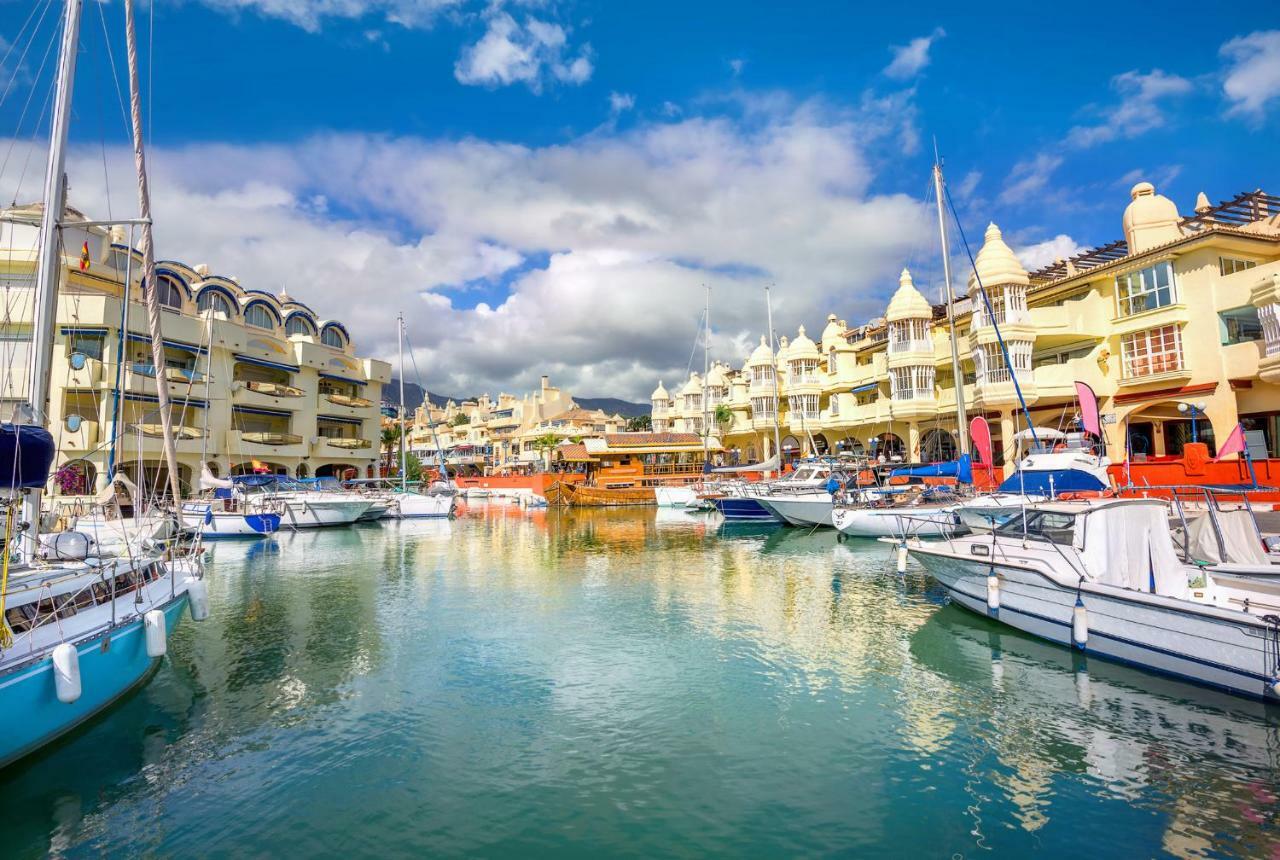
[2,0,1279,401]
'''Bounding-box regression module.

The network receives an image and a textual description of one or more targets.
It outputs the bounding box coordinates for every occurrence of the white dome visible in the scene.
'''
[1122,181,1183,253]
[967,223,1029,292]
[678,372,703,396]
[820,313,843,346]
[705,361,728,387]
[747,335,775,366]
[650,381,669,400]
[886,268,932,321]
[788,325,818,358]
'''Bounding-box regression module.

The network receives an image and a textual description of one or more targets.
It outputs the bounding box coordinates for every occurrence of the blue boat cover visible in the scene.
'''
[997,467,1107,495]
[232,474,278,487]
[889,454,973,485]
[0,423,56,489]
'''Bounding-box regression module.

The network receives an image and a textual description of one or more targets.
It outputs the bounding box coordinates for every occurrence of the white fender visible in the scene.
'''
[52,642,81,703]
[895,544,908,573]
[1072,598,1088,648]
[986,574,1000,611]
[144,609,167,658]
[185,577,211,622]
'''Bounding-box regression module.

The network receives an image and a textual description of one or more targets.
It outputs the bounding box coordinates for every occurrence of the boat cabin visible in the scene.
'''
[560,432,719,489]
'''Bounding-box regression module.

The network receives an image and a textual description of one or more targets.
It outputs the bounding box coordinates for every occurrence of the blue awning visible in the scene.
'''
[60,326,109,335]
[127,332,207,355]
[319,372,366,386]
[232,405,292,418]
[317,414,364,426]
[124,392,208,408]
[850,383,878,393]
[234,354,300,372]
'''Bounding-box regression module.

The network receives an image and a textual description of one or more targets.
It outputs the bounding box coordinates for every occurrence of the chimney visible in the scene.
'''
[541,375,549,391]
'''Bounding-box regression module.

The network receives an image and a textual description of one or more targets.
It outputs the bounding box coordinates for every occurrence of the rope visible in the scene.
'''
[0,500,15,648]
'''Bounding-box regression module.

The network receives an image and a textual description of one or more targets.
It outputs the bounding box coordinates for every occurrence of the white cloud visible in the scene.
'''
[197,0,464,33]
[1066,69,1193,148]
[729,58,745,77]
[608,92,635,114]
[454,11,592,91]
[882,28,944,80]
[1015,234,1084,272]
[41,100,931,400]
[997,153,1062,206]
[1221,30,1280,117]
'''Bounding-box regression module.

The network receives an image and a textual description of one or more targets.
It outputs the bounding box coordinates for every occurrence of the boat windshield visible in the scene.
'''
[994,509,1077,545]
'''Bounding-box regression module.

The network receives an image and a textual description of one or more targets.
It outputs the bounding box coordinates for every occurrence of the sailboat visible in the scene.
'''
[386,313,452,519]
[0,0,208,769]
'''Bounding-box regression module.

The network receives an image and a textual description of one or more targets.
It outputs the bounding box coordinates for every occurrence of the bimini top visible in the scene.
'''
[0,423,56,490]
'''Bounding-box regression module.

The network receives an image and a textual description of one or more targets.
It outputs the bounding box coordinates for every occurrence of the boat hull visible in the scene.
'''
[832,505,959,538]
[654,486,698,508]
[280,499,369,528]
[0,595,189,770]
[912,549,1279,701]
[711,496,780,522]
[388,492,453,518]
[563,484,656,507]
[181,506,280,538]
[757,495,834,527]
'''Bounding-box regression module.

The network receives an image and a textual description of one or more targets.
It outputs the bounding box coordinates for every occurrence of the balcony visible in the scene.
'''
[973,373,1038,408]
[127,422,209,454]
[233,380,305,411]
[125,364,211,398]
[226,429,306,458]
[323,392,374,409]
[313,436,374,456]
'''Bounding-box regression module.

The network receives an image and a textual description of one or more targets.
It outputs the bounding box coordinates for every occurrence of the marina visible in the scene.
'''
[3,504,1279,857]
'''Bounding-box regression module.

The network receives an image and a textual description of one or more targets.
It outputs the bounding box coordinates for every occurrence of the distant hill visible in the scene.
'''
[384,379,648,419]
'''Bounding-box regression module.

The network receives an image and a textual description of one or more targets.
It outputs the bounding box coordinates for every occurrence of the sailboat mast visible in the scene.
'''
[124,0,182,503]
[21,0,82,558]
[398,312,407,492]
[702,284,709,464]
[933,159,970,455]
[766,286,783,479]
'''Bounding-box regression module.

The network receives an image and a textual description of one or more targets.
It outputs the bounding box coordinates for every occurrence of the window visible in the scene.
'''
[67,332,105,361]
[1219,257,1257,276]
[827,347,837,374]
[1259,304,1280,357]
[750,365,775,388]
[1121,324,1184,378]
[321,326,346,349]
[1219,306,1263,345]
[683,394,702,412]
[244,303,278,330]
[787,394,819,419]
[1116,262,1176,317]
[197,289,234,317]
[789,358,819,384]
[750,395,776,419]
[974,342,1030,385]
[996,509,1076,545]
[888,318,930,352]
[828,394,840,417]
[285,315,316,337]
[156,277,184,310]
[973,284,1028,328]
[889,366,934,400]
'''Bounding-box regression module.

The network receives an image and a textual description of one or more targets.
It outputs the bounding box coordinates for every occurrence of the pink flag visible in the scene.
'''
[969,416,992,467]
[1075,382,1101,438]
[1214,423,1247,461]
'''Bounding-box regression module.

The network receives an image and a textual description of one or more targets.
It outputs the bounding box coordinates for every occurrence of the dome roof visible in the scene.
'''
[747,335,775,366]
[820,313,843,346]
[886,268,932,321]
[650,381,669,400]
[678,372,703,396]
[967,223,1029,292]
[705,361,728,386]
[775,335,792,362]
[787,325,818,359]
[1122,181,1183,253]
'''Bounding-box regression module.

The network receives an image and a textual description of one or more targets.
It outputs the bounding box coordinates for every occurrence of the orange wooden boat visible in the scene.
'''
[561,482,656,507]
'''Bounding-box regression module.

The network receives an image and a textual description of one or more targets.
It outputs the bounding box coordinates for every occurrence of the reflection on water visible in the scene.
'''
[2,505,1277,858]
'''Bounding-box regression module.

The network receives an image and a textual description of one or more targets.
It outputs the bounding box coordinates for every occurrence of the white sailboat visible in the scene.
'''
[386,313,452,519]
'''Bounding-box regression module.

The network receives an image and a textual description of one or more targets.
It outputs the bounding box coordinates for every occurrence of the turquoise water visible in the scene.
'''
[4,504,1279,857]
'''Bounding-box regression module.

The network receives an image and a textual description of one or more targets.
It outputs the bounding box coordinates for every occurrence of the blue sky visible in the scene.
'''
[3,0,1278,399]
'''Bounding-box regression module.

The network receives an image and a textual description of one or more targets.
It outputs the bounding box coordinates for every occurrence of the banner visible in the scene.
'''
[969,416,992,467]
[1213,423,1246,461]
[1075,381,1101,437]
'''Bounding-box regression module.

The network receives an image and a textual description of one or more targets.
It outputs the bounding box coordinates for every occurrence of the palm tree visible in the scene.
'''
[381,424,402,470]
[531,432,562,470]
[626,414,652,432]
[713,404,733,430]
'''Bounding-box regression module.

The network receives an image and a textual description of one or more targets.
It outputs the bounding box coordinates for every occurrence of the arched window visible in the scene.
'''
[245,303,279,330]
[156,277,184,310]
[321,325,347,349]
[197,289,234,317]
[285,314,316,337]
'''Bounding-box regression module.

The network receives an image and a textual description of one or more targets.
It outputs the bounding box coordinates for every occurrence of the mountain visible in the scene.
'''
[574,397,649,418]
[383,379,648,419]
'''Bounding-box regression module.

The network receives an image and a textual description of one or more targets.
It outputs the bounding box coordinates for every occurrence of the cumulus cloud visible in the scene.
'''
[38,101,931,400]
[608,92,635,114]
[882,28,944,80]
[454,11,592,91]
[1221,30,1280,117]
[997,153,1063,206]
[1066,69,1193,148]
[1015,234,1085,272]
[197,0,465,33]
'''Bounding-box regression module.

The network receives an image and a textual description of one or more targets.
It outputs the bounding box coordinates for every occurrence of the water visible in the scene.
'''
[4,504,1279,858]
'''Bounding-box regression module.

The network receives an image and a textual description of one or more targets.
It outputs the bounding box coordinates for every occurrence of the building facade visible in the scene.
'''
[651,184,1280,470]
[1,203,390,496]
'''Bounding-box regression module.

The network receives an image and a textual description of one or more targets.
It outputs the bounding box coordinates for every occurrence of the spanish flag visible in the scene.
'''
[79,241,90,271]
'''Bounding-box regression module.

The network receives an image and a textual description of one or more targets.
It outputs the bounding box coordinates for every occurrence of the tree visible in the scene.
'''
[713,404,733,429]
[531,432,562,469]
[381,424,403,468]
[626,414,652,432]
[451,413,470,427]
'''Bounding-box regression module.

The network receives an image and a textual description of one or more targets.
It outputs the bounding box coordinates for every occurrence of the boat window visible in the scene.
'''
[996,510,1077,545]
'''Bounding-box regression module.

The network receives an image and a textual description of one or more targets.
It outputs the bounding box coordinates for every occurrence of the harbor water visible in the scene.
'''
[4,504,1278,857]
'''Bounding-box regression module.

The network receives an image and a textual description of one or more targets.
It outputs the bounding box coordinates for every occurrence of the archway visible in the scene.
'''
[869,432,905,462]
[231,461,288,476]
[295,463,310,478]
[835,437,865,456]
[812,433,830,455]
[316,462,358,480]
[52,459,96,495]
[1125,401,1218,458]
[920,428,958,463]
[118,460,192,498]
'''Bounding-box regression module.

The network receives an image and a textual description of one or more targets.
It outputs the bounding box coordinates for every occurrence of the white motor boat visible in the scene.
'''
[907,497,1280,701]
[954,448,1111,530]
[388,491,454,519]
[756,491,834,527]
[655,486,698,508]
[832,503,961,538]
[180,503,282,537]
[233,476,370,528]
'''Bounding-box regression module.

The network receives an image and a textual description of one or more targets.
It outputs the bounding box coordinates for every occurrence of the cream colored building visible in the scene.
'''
[651,184,1280,470]
[1,203,390,495]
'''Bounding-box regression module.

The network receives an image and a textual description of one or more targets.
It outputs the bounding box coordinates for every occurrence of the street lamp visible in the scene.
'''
[1176,401,1208,443]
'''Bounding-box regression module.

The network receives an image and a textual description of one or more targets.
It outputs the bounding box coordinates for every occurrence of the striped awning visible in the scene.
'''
[317,414,364,426]
[319,372,366,385]
[232,405,292,418]
[234,354,300,372]
[128,332,208,355]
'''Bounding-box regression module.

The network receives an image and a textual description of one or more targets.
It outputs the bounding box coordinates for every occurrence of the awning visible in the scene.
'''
[234,354,300,372]
[711,454,779,474]
[317,414,364,426]
[125,392,208,408]
[850,383,878,393]
[232,405,292,418]
[60,326,109,335]
[319,372,366,386]
[128,332,207,355]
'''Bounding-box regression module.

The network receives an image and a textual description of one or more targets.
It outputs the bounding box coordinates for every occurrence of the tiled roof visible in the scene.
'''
[603,432,701,447]
[556,443,596,462]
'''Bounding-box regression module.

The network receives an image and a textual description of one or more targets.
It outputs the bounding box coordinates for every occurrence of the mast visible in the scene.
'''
[125,0,182,503]
[765,286,783,478]
[933,158,970,455]
[702,284,709,464]
[397,312,407,492]
[21,0,82,559]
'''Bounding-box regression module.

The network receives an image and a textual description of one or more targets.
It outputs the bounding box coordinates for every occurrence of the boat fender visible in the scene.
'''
[896,543,908,573]
[986,574,1000,612]
[1270,677,1280,698]
[186,577,211,621]
[144,609,167,658]
[1072,597,1088,648]
[52,642,81,703]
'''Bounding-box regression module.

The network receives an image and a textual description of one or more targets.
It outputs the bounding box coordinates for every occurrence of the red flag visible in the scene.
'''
[969,416,992,467]
[1213,423,1247,461]
[1075,381,1100,437]
[79,241,90,271]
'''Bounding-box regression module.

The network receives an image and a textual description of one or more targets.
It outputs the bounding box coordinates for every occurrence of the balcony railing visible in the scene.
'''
[244,380,304,397]
[241,431,303,445]
[130,423,205,439]
[320,437,372,449]
[324,392,373,408]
